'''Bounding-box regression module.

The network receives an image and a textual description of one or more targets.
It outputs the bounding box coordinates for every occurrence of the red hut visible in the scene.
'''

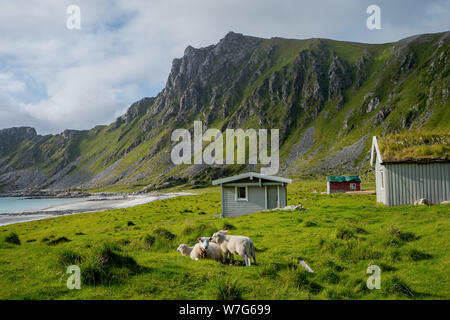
[326,176,361,194]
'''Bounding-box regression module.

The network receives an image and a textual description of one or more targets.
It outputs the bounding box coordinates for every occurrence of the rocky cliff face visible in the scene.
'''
[0,31,449,192]
[0,127,36,158]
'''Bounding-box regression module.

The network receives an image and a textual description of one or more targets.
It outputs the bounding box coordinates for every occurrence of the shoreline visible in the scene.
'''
[0,189,122,199]
[0,192,192,227]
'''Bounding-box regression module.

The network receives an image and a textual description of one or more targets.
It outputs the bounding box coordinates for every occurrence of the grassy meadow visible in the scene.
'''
[0,181,449,300]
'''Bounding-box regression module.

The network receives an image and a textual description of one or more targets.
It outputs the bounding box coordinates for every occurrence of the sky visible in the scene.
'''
[0,0,449,134]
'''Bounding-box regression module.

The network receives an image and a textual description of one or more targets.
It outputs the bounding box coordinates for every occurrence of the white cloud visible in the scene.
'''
[0,0,448,134]
[0,73,26,93]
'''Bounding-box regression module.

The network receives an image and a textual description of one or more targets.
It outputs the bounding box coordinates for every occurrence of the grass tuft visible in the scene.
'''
[81,242,142,286]
[335,228,355,240]
[383,226,417,247]
[208,278,244,300]
[153,228,176,241]
[292,270,323,294]
[47,237,71,246]
[407,249,433,261]
[56,249,83,267]
[3,232,21,245]
[384,276,416,299]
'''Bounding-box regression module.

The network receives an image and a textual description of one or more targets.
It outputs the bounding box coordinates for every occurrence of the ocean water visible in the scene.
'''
[0,197,83,214]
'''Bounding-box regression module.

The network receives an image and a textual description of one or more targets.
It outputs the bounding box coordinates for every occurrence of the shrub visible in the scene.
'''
[3,232,21,245]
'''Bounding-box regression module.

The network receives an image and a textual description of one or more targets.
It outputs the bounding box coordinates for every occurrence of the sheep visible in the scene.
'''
[210,230,256,266]
[176,238,222,262]
[197,237,223,262]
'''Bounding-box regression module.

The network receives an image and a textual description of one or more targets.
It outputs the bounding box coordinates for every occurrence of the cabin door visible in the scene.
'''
[267,186,278,209]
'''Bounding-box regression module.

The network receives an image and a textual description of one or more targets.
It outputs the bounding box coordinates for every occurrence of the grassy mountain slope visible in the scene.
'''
[0,31,449,192]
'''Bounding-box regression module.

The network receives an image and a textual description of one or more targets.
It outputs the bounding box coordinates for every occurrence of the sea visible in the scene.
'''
[0,197,84,226]
[0,197,82,214]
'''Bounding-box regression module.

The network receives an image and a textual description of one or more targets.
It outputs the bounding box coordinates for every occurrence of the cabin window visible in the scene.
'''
[380,168,385,190]
[350,183,356,190]
[236,186,248,201]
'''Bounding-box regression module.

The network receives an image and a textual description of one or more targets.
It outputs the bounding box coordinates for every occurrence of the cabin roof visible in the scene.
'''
[212,172,292,185]
[327,176,361,183]
[371,132,450,165]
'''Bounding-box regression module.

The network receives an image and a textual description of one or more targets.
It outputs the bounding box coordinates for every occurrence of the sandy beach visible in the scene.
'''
[0,192,192,226]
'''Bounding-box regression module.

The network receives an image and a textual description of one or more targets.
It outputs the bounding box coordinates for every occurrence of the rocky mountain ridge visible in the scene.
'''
[0,31,449,192]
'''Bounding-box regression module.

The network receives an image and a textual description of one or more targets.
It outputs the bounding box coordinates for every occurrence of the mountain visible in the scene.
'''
[0,31,449,192]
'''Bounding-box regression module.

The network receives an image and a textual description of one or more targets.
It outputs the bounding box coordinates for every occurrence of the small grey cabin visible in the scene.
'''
[370,135,450,206]
[212,172,292,217]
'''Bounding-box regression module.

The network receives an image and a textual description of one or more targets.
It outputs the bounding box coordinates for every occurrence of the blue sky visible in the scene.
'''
[0,0,449,134]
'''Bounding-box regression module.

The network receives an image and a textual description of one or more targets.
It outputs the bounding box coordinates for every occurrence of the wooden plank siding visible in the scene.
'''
[223,186,265,217]
[222,184,288,217]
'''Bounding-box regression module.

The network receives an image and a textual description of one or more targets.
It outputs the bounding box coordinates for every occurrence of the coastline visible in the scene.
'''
[0,192,192,226]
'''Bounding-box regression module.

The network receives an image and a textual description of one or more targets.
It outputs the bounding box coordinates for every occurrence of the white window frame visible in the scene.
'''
[380,168,385,190]
[350,183,356,190]
[235,186,248,201]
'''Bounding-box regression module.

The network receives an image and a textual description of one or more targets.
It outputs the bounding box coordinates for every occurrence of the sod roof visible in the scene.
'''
[375,131,450,163]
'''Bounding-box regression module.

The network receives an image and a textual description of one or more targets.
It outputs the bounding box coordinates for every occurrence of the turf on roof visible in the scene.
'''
[378,131,450,163]
[327,176,361,182]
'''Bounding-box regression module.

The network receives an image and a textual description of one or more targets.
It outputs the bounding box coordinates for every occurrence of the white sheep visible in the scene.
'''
[210,230,256,266]
[176,238,222,262]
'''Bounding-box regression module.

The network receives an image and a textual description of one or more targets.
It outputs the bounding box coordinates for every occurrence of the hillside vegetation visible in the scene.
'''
[1,181,449,300]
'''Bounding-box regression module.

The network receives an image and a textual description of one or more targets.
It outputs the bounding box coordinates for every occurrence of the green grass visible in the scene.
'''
[379,131,450,162]
[0,181,449,300]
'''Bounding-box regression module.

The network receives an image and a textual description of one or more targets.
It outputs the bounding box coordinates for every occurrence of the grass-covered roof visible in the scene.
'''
[378,131,450,163]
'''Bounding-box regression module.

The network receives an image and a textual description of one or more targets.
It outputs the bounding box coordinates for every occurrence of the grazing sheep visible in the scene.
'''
[176,239,222,262]
[210,230,256,266]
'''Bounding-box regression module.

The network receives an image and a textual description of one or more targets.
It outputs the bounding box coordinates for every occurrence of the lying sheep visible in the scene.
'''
[176,238,222,262]
[210,230,256,266]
